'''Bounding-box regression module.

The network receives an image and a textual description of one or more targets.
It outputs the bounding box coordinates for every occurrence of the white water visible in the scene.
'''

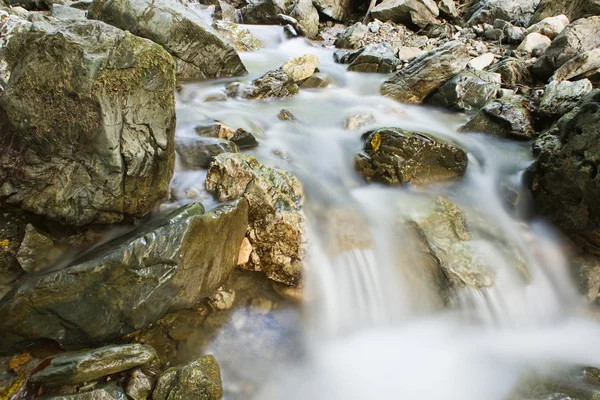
[175,23,600,400]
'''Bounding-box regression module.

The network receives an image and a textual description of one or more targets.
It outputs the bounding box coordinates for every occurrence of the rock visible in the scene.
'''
[461,94,535,139]
[0,211,31,288]
[467,52,495,70]
[381,41,471,104]
[438,0,457,18]
[281,54,319,82]
[0,20,175,227]
[237,237,252,265]
[428,70,501,112]
[516,32,551,56]
[538,79,593,118]
[207,287,235,309]
[466,0,541,26]
[242,70,299,99]
[529,90,600,254]
[312,0,351,20]
[278,109,297,121]
[212,20,263,52]
[334,22,367,49]
[533,17,600,80]
[8,0,54,11]
[70,0,93,9]
[370,0,440,29]
[530,0,600,26]
[222,128,259,149]
[487,57,531,86]
[125,368,155,400]
[0,200,248,353]
[195,121,235,138]
[299,72,330,88]
[492,19,526,44]
[206,153,306,286]
[30,344,156,385]
[16,224,59,273]
[51,4,87,19]
[176,138,238,169]
[0,12,32,93]
[153,355,222,400]
[347,43,400,73]
[396,46,423,61]
[355,127,468,185]
[343,111,376,130]
[43,384,127,400]
[525,14,569,39]
[88,0,247,80]
[240,0,287,24]
[287,0,319,39]
[552,49,600,83]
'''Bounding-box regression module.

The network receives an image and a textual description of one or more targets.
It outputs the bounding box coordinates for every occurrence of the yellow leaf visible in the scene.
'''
[370,133,381,152]
[9,353,31,373]
[0,239,8,247]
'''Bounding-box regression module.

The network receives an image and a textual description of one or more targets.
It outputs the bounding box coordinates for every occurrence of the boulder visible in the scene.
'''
[0,200,249,353]
[355,127,468,185]
[88,0,247,80]
[242,69,299,99]
[334,22,367,49]
[538,79,593,118]
[533,17,600,80]
[370,0,440,28]
[529,90,600,255]
[16,223,59,273]
[176,137,238,169]
[487,57,532,86]
[299,72,330,88]
[428,70,501,112]
[552,49,600,84]
[529,0,600,25]
[43,384,127,400]
[153,355,222,400]
[212,20,263,52]
[467,53,495,70]
[125,368,155,400]
[240,0,287,24]
[516,32,551,56]
[280,53,319,82]
[347,43,400,73]
[466,0,541,26]
[51,4,87,20]
[30,344,156,385]
[0,12,32,93]
[491,19,526,44]
[461,94,535,139]
[312,0,352,20]
[287,0,319,39]
[381,41,471,103]
[206,153,306,287]
[438,0,457,18]
[525,14,569,39]
[0,20,176,226]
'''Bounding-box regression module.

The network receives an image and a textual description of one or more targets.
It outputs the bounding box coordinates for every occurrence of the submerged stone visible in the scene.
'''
[153,355,222,400]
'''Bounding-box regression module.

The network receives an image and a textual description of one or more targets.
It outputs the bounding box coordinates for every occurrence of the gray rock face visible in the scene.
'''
[153,355,222,400]
[212,20,263,52]
[242,70,299,99]
[516,32,551,56]
[533,17,600,80]
[530,90,600,255]
[240,0,287,24]
[312,0,352,20]
[538,79,593,118]
[287,0,319,39]
[30,344,157,385]
[0,200,249,354]
[487,57,531,86]
[43,384,127,400]
[525,14,569,40]
[16,224,58,273]
[334,22,367,49]
[381,41,471,103]
[51,4,87,20]
[0,20,175,227]
[466,0,540,26]
[530,0,600,25]
[370,0,440,28]
[88,0,247,80]
[461,94,535,139]
[125,368,155,400]
[355,127,468,185]
[552,49,600,83]
[428,70,501,112]
[176,137,238,169]
[206,153,306,287]
[347,44,400,73]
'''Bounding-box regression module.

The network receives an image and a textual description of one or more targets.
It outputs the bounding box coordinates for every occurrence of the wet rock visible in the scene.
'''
[334,22,367,49]
[487,57,531,86]
[224,128,259,149]
[242,70,299,99]
[125,368,155,400]
[552,49,600,83]
[281,53,319,82]
[0,20,175,227]
[43,384,127,400]
[287,0,319,39]
[530,0,600,25]
[299,72,330,88]
[206,153,306,287]
[529,90,600,255]
[466,0,540,26]
[213,20,263,52]
[347,43,400,73]
[312,0,351,20]
[237,237,252,265]
[16,224,59,273]
[533,17,600,80]
[30,344,156,385]
[538,79,593,118]
[277,109,297,121]
[0,200,249,353]
[153,355,222,400]
[370,0,440,29]
[343,111,376,131]
[428,70,501,112]
[381,41,471,104]
[176,138,238,169]
[207,287,236,310]
[461,94,535,139]
[240,0,287,24]
[88,0,247,80]
[525,14,569,40]
[516,32,551,57]
[51,4,86,20]
[0,211,30,290]
[467,53,495,71]
[355,127,468,185]
[195,121,235,138]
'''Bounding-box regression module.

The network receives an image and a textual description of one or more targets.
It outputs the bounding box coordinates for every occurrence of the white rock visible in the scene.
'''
[396,46,424,60]
[516,32,551,56]
[526,14,569,40]
[281,54,320,82]
[468,53,495,70]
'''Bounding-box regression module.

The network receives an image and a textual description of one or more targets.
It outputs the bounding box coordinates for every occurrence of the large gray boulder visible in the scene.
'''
[153,355,222,400]
[466,0,541,26]
[347,44,400,73]
[533,17,600,80]
[487,57,532,87]
[0,20,176,227]
[538,79,593,118]
[88,0,247,80]
[530,0,600,26]
[287,0,319,39]
[552,49,600,84]
[381,41,471,103]
[0,200,249,354]
[428,70,501,112]
[529,90,600,255]
[370,0,440,28]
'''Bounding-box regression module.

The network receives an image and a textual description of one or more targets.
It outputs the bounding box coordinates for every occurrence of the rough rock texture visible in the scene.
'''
[530,0,600,25]
[516,32,551,56]
[240,0,290,24]
[529,90,600,255]
[334,22,368,49]
[525,14,569,39]
[299,72,330,88]
[428,70,501,112]
[125,368,155,400]
[533,17,600,80]
[347,44,400,73]
[487,57,531,86]
[467,53,495,70]
[242,70,299,99]
[466,0,541,26]
[281,53,319,82]
[552,49,600,83]
[312,0,351,20]
[438,0,457,18]
[288,0,319,39]
[88,0,247,80]
[153,355,222,400]
[0,211,31,290]
[461,94,535,139]
[381,41,471,103]
[176,137,238,169]
[0,11,32,93]
[0,200,249,353]
[16,223,58,273]
[355,127,468,185]
[206,153,306,287]
[51,4,87,20]
[370,0,440,28]
[212,20,263,52]
[30,344,156,385]
[0,20,176,227]
[538,79,593,118]
[43,384,127,400]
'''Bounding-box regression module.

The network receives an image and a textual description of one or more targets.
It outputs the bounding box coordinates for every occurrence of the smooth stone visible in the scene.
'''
[538,79,593,118]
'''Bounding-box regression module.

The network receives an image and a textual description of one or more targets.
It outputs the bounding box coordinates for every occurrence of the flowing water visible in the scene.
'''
[173,21,600,400]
